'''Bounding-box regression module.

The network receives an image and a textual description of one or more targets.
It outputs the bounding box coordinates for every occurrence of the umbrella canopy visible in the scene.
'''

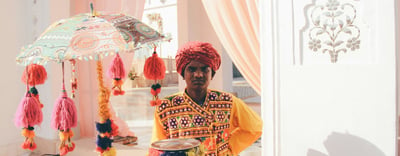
[16,12,169,65]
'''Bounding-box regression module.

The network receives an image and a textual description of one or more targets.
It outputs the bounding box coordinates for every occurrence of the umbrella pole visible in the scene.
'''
[95,60,118,155]
[96,60,111,121]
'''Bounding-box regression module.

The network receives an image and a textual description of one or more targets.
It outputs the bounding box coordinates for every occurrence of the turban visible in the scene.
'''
[175,41,221,76]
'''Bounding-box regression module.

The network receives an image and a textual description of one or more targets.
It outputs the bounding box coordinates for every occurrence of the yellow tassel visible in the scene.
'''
[102,147,117,156]
[186,148,195,156]
[22,129,35,138]
[112,79,124,86]
[59,131,66,141]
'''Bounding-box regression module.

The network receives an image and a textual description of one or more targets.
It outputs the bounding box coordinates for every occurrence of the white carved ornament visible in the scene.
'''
[307,0,360,63]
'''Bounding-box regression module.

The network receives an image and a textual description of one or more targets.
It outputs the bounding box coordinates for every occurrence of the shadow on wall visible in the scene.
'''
[307,132,385,156]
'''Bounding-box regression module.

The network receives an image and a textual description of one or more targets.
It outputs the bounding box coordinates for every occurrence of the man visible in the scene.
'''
[151,41,262,156]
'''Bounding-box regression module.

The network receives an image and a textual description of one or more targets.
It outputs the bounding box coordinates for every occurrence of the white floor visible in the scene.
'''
[71,126,261,156]
[23,126,260,156]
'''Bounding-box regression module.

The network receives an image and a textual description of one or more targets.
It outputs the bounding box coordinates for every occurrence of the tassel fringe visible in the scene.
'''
[51,92,77,131]
[14,93,43,128]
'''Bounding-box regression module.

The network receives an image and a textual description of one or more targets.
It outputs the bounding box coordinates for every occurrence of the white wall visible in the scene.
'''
[0,1,73,155]
[262,0,397,155]
[0,0,28,149]
[0,0,48,155]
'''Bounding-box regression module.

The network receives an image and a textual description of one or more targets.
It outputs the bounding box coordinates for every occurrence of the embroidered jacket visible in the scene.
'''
[151,89,262,156]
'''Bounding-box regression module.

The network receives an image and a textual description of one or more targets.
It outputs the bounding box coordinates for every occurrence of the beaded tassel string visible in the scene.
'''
[107,53,126,96]
[70,59,78,98]
[15,65,43,151]
[143,46,166,106]
[50,62,78,156]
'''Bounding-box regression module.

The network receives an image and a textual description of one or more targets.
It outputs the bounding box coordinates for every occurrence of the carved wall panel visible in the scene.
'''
[296,0,372,64]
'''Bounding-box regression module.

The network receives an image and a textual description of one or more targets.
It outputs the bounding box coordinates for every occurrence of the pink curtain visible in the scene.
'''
[202,0,260,95]
[71,0,145,137]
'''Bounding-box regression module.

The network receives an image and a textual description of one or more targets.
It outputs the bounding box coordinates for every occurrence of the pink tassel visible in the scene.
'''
[107,53,126,80]
[14,93,43,128]
[21,64,47,86]
[107,53,126,96]
[51,92,77,131]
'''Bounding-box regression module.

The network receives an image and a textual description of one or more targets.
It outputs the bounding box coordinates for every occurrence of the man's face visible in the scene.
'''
[183,61,212,92]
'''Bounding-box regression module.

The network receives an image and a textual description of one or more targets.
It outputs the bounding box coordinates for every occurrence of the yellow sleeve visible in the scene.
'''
[229,96,262,155]
[151,107,168,143]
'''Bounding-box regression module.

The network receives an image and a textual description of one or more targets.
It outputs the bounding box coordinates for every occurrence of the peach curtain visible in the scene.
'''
[72,0,145,18]
[71,0,145,137]
[202,0,260,95]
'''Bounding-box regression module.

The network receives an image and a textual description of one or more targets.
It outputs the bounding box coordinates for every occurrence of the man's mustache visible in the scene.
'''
[192,79,205,82]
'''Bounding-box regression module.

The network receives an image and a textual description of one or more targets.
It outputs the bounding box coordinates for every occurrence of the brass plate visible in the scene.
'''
[151,138,201,151]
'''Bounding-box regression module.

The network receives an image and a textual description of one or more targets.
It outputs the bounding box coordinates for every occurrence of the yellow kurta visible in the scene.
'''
[151,89,262,156]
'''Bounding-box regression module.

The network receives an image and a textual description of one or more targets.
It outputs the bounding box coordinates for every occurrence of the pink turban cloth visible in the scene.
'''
[175,41,221,76]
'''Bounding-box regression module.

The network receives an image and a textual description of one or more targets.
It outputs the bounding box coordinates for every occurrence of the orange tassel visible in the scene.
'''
[111,79,125,95]
[29,141,37,151]
[96,146,106,153]
[21,128,37,151]
[110,120,119,137]
[60,146,68,156]
[67,142,76,151]
[59,131,68,141]
[22,128,35,138]
[69,130,74,138]
[151,88,161,96]
[21,137,37,151]
[113,79,124,86]
[58,129,75,155]
[150,99,162,107]
[21,64,47,86]
[21,141,30,149]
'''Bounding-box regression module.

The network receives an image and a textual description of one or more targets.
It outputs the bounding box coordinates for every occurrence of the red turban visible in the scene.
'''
[175,41,221,76]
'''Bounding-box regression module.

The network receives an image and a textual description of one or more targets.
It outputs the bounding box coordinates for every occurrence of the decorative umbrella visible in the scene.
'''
[16,13,167,65]
[15,5,169,155]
